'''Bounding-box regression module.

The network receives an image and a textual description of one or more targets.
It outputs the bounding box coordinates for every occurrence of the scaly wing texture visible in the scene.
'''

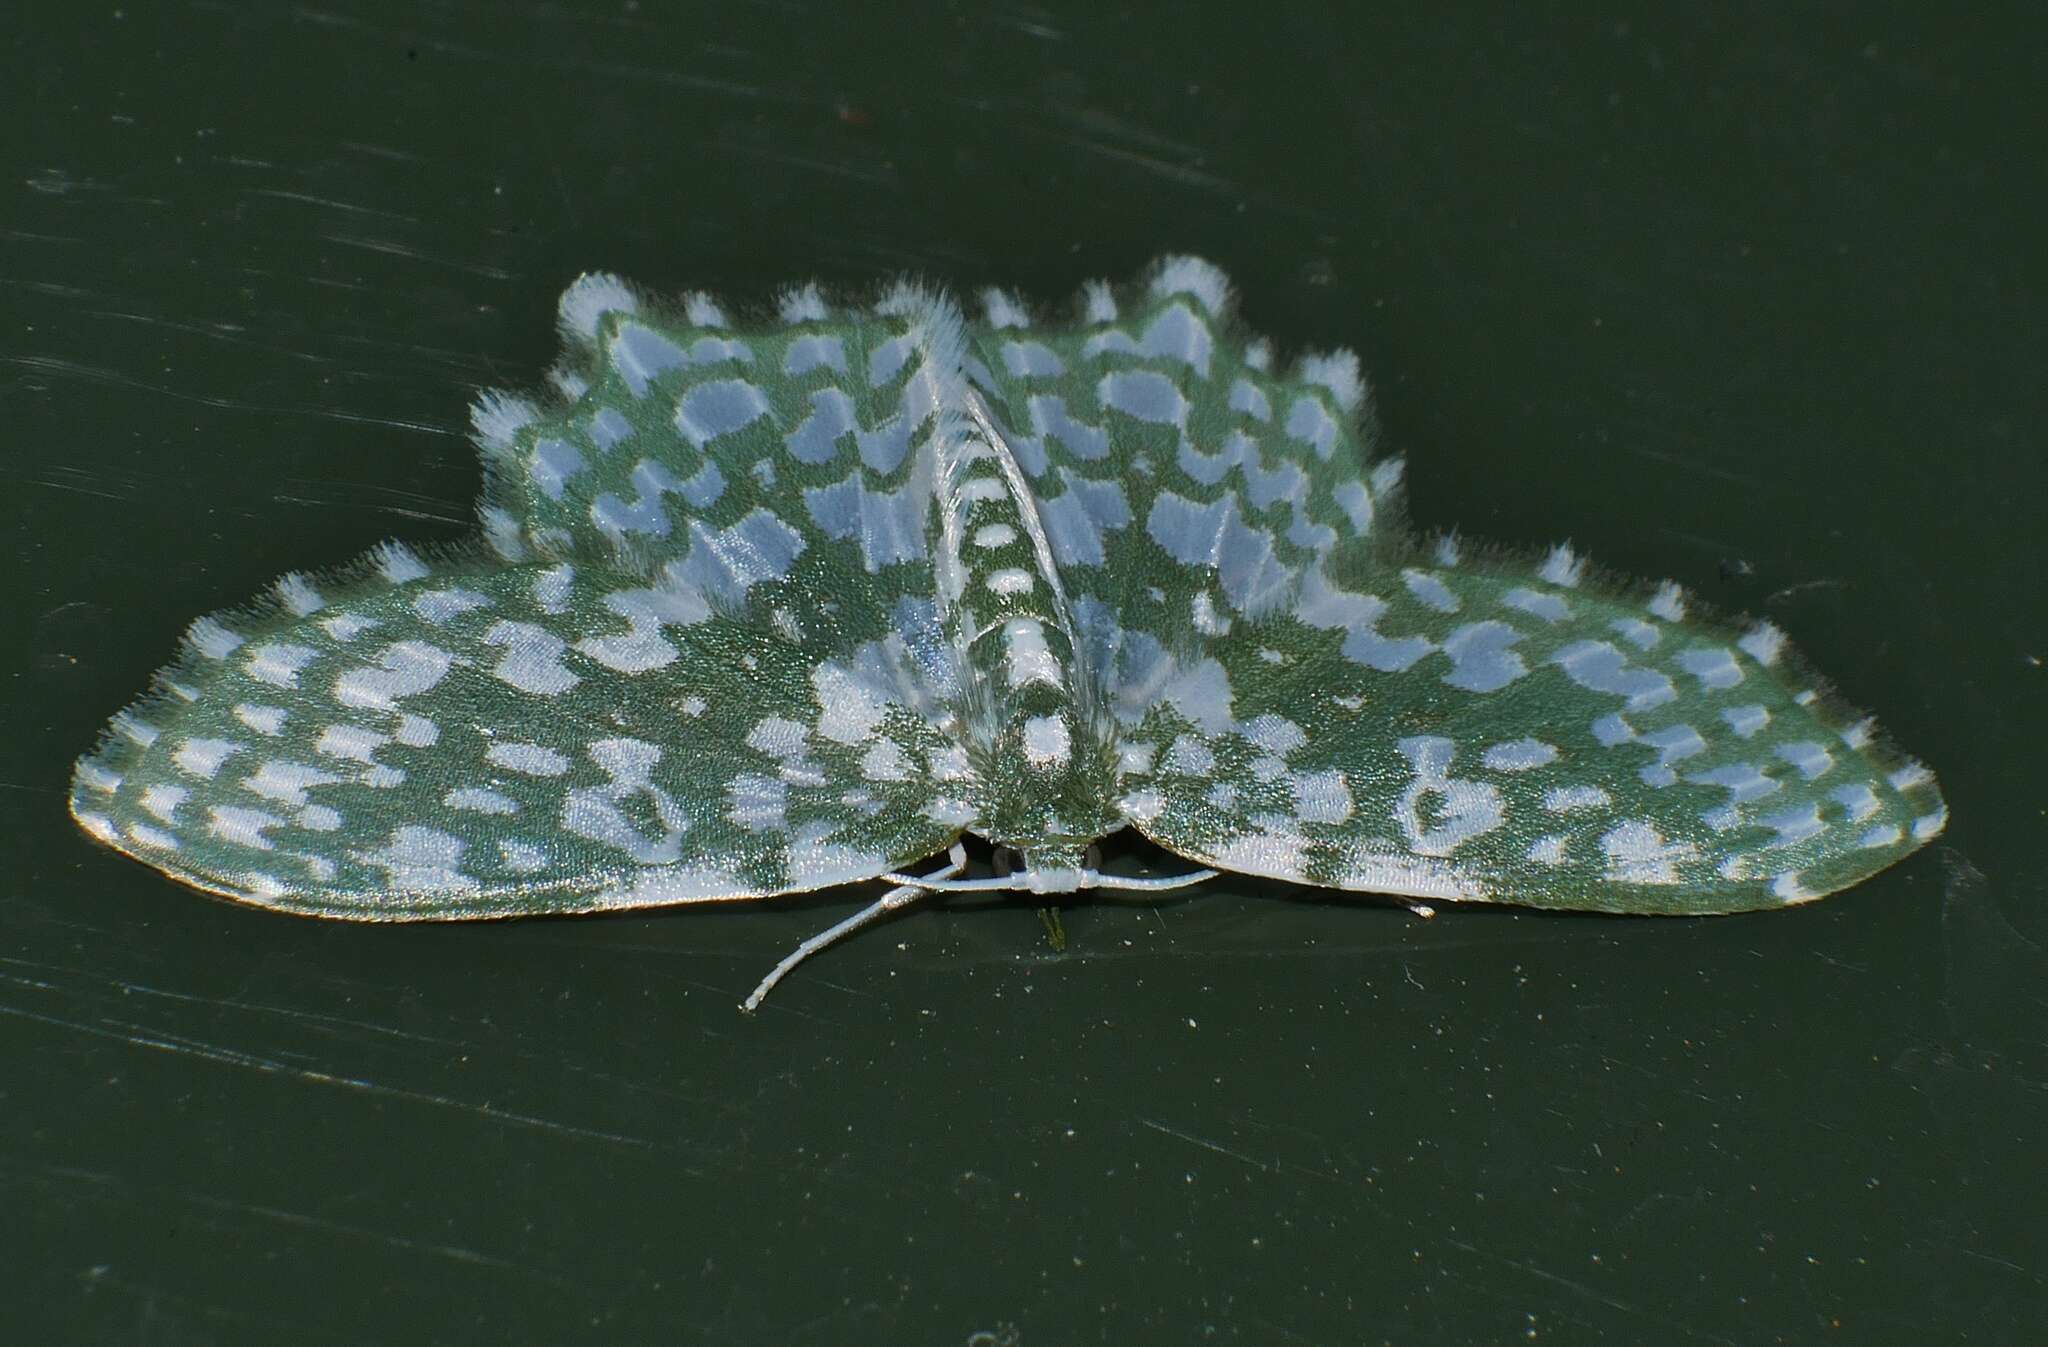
[477,273,953,606]
[1119,542,1948,913]
[73,256,1946,923]
[960,258,1403,686]
[73,271,988,915]
[69,545,964,919]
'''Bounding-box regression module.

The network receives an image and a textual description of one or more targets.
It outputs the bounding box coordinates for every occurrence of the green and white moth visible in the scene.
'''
[70,257,1948,1008]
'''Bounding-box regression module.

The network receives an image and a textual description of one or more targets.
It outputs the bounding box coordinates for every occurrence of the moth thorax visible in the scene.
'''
[968,614,1070,694]
[977,703,1122,861]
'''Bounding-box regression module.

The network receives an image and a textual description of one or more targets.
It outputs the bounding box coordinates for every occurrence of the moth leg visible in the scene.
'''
[741,843,969,1012]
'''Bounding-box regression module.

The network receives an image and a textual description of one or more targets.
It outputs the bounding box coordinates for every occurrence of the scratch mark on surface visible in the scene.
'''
[188,1192,577,1284]
[0,355,457,436]
[316,233,514,281]
[715,138,897,186]
[57,1262,363,1345]
[1137,1117,1272,1171]
[0,1002,654,1148]
[269,494,469,525]
[81,308,336,361]
[988,4,1066,40]
[1627,442,1776,493]
[0,275,98,299]
[1443,1237,1739,1344]
[248,188,421,222]
[1,227,86,246]
[1767,578,1847,603]
[1053,133,1237,195]
[1956,1247,2042,1283]
[339,139,426,163]
[29,470,146,504]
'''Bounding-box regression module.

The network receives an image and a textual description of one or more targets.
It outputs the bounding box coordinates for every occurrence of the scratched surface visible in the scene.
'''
[5,4,2044,1344]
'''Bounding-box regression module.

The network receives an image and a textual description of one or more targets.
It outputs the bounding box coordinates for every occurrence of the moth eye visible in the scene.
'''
[1082,843,1103,871]
[992,845,1024,877]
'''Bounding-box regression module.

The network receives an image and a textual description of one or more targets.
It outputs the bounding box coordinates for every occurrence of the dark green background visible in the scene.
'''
[7,4,2042,1343]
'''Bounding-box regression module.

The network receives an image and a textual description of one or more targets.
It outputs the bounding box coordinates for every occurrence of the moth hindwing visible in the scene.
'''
[72,257,1947,1005]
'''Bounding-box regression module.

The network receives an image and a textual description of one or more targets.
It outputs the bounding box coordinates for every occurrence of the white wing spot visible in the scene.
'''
[314,724,387,764]
[1237,714,1306,757]
[1402,569,1459,613]
[1393,736,1505,856]
[113,714,160,747]
[986,568,1035,596]
[334,641,454,712]
[186,618,243,660]
[1775,741,1834,781]
[375,543,431,585]
[1602,820,1700,885]
[234,703,288,736]
[1189,589,1232,636]
[411,588,491,627]
[812,663,890,744]
[1291,769,1353,824]
[1738,622,1787,666]
[139,784,188,825]
[209,806,285,852]
[275,574,325,616]
[1888,763,1933,791]
[1543,785,1611,813]
[351,825,479,893]
[321,613,378,642]
[1022,715,1072,767]
[1481,739,1558,771]
[1163,736,1215,776]
[173,737,241,779]
[499,840,549,873]
[1675,646,1744,690]
[726,773,787,832]
[1647,584,1686,622]
[1758,801,1826,847]
[674,379,772,448]
[485,742,570,777]
[1553,641,1677,711]
[483,621,582,695]
[445,788,520,815]
[1537,545,1583,588]
[1831,782,1881,823]
[245,643,318,688]
[1121,788,1166,823]
[241,759,345,807]
[1772,871,1821,903]
[1721,704,1770,739]
[861,738,914,782]
[1503,588,1570,623]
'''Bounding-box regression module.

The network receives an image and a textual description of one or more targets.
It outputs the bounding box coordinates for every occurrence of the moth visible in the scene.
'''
[70,257,1947,1009]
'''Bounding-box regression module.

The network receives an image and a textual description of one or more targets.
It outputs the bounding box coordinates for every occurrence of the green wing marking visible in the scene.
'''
[72,255,1947,968]
[71,550,962,917]
[1120,543,1947,912]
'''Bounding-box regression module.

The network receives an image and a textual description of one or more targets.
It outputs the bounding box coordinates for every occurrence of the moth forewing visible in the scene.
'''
[71,257,1946,1005]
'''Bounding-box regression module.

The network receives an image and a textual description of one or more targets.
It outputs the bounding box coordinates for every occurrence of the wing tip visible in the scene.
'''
[555,271,640,347]
[1148,254,1233,317]
[468,388,539,460]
